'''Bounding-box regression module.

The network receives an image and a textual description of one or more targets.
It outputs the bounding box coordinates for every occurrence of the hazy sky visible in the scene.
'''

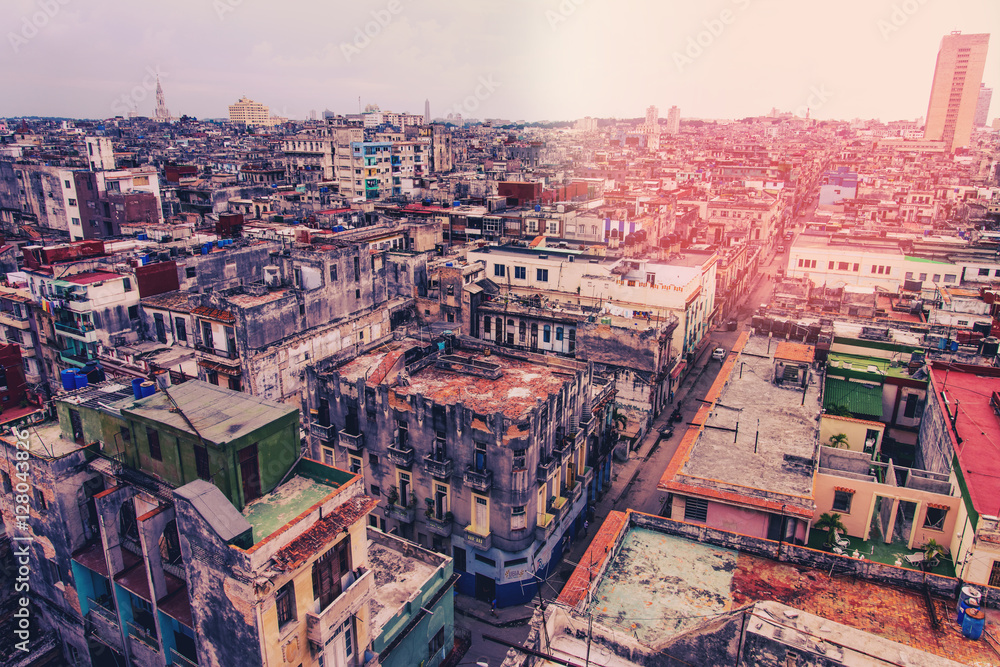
[3,0,999,122]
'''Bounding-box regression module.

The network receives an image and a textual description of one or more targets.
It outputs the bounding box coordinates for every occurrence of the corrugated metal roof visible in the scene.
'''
[823,378,882,419]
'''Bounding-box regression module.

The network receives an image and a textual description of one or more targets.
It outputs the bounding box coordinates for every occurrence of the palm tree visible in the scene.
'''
[611,407,627,431]
[922,538,948,566]
[827,433,850,449]
[826,404,854,418]
[814,512,847,545]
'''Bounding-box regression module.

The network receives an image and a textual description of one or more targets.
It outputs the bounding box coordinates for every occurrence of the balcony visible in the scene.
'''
[537,457,556,483]
[549,495,568,520]
[386,444,414,467]
[306,568,374,646]
[0,311,30,329]
[425,515,453,537]
[59,349,93,368]
[464,467,493,493]
[169,648,199,667]
[385,503,415,523]
[127,621,159,654]
[85,598,123,654]
[310,422,336,442]
[423,455,454,479]
[463,525,492,551]
[55,321,98,343]
[194,343,237,360]
[535,513,556,542]
[338,430,365,451]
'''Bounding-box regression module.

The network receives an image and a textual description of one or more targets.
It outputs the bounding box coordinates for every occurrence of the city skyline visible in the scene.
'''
[2,0,999,122]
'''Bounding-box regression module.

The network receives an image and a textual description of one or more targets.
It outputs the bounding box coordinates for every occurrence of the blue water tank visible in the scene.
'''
[74,373,89,389]
[140,381,157,398]
[132,378,144,400]
[202,245,209,255]
[951,340,959,352]
[61,369,77,391]
[423,198,433,206]
[453,200,461,208]
[535,204,542,212]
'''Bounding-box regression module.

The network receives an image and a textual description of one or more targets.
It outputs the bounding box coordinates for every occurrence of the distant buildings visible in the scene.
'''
[974,83,993,127]
[228,95,276,128]
[153,77,171,123]
[665,105,680,134]
[923,32,990,152]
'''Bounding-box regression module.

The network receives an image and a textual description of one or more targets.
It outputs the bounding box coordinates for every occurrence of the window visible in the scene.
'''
[536,268,549,282]
[146,427,162,461]
[932,274,940,283]
[906,272,914,279]
[349,456,362,475]
[924,506,947,531]
[556,327,563,341]
[175,318,187,342]
[68,198,76,206]
[494,264,506,277]
[853,263,860,272]
[832,490,853,513]
[186,267,197,279]
[429,627,445,656]
[472,494,490,533]
[979,268,990,276]
[903,393,919,419]
[684,497,708,523]
[356,288,361,299]
[34,487,47,511]
[353,256,361,281]
[128,305,139,320]
[829,261,835,270]
[543,325,551,343]
[446,284,454,296]
[312,540,351,609]
[944,274,956,283]
[514,266,526,280]
[838,262,849,271]
[919,273,927,281]
[369,453,380,466]
[123,278,132,291]
[322,446,335,466]
[484,317,491,334]
[275,581,296,627]
[371,484,381,496]
[330,264,338,281]
[194,445,210,480]
[511,505,527,530]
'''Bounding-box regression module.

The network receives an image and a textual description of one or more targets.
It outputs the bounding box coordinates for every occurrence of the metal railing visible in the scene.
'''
[127,621,159,651]
[169,648,199,667]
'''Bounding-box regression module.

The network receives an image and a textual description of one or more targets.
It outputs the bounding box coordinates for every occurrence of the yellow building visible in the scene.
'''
[229,95,276,127]
[923,32,990,152]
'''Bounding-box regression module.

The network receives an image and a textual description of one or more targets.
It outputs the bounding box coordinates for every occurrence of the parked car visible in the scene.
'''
[712,347,726,361]
[776,245,786,253]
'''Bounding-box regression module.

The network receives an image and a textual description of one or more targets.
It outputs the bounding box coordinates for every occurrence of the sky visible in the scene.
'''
[2,0,1000,123]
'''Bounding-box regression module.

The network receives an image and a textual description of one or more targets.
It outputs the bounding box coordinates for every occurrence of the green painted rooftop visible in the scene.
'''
[117,380,297,445]
[823,378,883,420]
[826,352,911,379]
[242,473,341,543]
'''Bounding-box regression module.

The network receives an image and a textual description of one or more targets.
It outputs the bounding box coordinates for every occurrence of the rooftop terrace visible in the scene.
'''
[667,334,820,513]
[367,539,438,637]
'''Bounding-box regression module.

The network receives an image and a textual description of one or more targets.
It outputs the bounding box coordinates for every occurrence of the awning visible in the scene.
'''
[670,361,687,379]
[197,359,242,376]
[823,378,882,420]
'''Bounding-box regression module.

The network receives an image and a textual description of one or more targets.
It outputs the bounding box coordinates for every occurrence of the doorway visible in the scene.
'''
[475,573,496,603]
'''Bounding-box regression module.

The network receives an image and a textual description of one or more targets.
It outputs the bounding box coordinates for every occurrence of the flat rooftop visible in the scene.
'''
[367,537,439,638]
[669,334,820,511]
[116,380,297,446]
[561,517,994,666]
[3,421,81,459]
[394,351,577,420]
[242,474,339,543]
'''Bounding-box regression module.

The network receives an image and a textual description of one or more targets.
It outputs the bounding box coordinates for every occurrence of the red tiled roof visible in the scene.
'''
[66,271,121,285]
[270,496,380,572]
[192,306,235,323]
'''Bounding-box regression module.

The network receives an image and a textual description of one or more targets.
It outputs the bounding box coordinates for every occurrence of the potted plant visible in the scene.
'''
[922,539,947,567]
[444,511,454,523]
[814,512,847,547]
[409,492,418,509]
[827,433,850,449]
[424,497,434,519]
[386,485,399,507]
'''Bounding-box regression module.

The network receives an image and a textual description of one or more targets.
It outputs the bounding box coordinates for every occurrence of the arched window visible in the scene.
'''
[543,325,551,343]
[519,321,526,343]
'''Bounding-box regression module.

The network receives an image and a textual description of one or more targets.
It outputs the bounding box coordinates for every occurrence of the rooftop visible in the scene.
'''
[661,333,820,514]
[393,350,579,420]
[559,515,992,666]
[242,473,341,543]
[367,538,439,638]
[116,380,297,446]
[140,290,194,312]
[64,270,122,285]
[929,364,1000,517]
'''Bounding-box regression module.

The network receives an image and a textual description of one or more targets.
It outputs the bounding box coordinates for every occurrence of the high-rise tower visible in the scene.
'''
[974,84,993,127]
[923,32,989,151]
[424,98,431,124]
[154,76,171,122]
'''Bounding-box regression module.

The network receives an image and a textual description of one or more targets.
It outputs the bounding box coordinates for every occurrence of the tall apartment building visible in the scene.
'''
[974,83,993,127]
[304,338,614,607]
[665,106,681,135]
[228,96,276,128]
[923,32,990,152]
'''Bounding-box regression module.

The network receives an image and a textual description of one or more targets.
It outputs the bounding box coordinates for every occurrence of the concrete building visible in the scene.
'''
[229,96,276,128]
[85,137,115,172]
[665,105,680,134]
[304,338,612,607]
[659,334,818,542]
[818,167,858,206]
[974,83,993,127]
[923,32,990,152]
[0,378,458,667]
